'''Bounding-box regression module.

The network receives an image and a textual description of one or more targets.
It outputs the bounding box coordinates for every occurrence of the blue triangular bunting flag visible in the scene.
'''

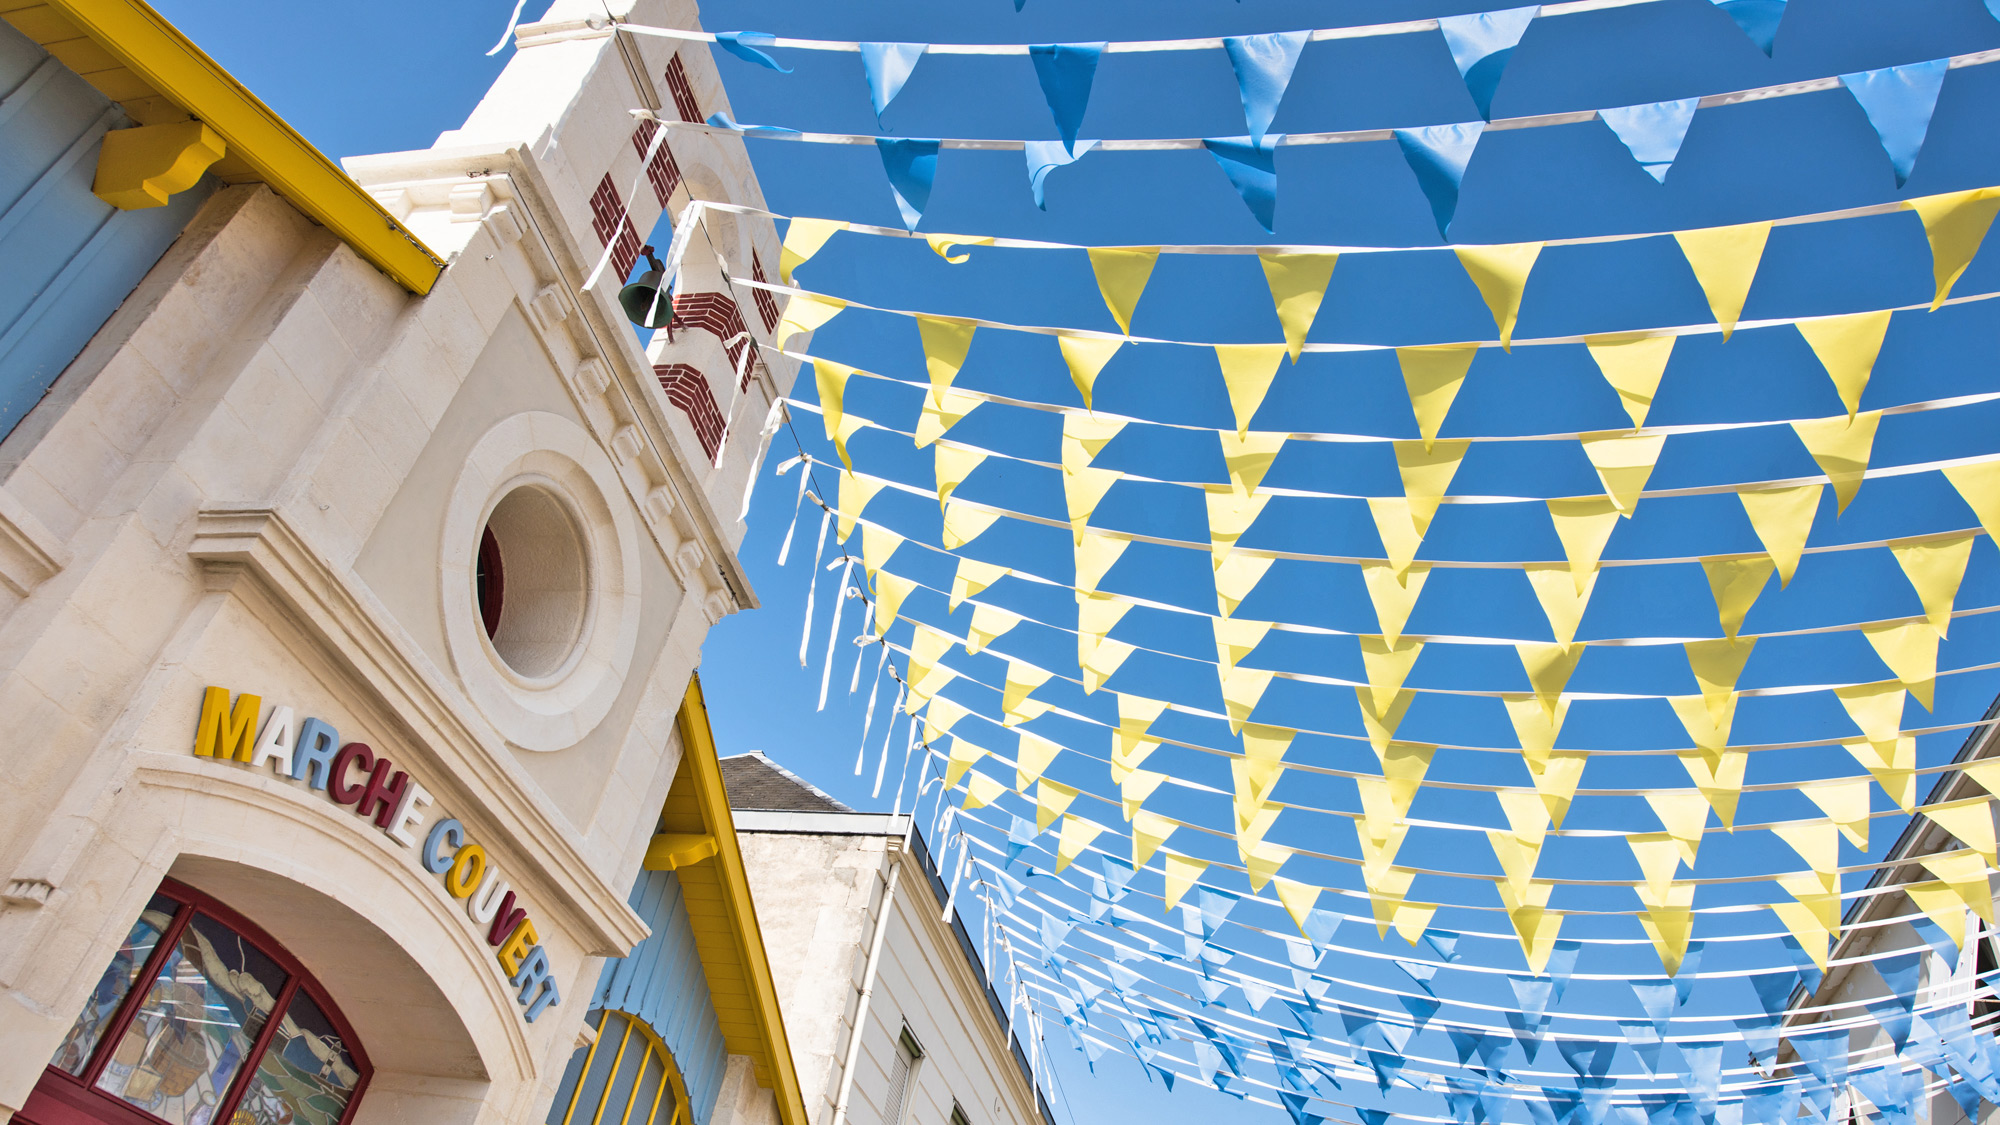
[1395,122,1485,237]
[1712,0,1787,54]
[1840,58,1949,187]
[1030,42,1105,156]
[713,31,792,72]
[1437,6,1540,120]
[1224,30,1310,146]
[858,42,925,123]
[1202,136,1282,232]
[1600,97,1700,182]
[877,138,941,231]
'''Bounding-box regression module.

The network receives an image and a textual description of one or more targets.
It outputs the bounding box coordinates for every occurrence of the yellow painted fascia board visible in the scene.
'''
[674,674,810,1125]
[41,0,443,293]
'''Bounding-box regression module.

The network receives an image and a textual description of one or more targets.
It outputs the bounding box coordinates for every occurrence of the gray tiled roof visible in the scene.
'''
[718,753,852,813]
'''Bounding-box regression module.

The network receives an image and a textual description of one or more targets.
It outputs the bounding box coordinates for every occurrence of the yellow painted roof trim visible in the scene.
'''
[25,0,443,293]
[671,674,810,1125]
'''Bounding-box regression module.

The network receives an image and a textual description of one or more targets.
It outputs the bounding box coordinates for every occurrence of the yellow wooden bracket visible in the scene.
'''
[94,120,224,209]
[643,832,719,871]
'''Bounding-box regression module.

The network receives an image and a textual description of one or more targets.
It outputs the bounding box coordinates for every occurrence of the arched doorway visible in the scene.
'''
[22,878,370,1125]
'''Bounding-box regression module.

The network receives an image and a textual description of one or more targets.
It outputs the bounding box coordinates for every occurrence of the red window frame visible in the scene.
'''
[21,877,373,1125]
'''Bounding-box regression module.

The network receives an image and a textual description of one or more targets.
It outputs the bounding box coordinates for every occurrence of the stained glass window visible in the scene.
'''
[39,880,370,1125]
[50,893,178,1076]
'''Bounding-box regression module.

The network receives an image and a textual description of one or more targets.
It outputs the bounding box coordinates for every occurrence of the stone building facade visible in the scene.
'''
[0,0,811,1123]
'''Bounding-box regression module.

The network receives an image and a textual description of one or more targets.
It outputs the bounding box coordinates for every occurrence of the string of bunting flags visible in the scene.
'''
[699,8,2000,1125]
[662,35,1996,231]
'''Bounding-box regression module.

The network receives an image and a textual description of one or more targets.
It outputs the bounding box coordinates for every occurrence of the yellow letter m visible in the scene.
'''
[194,686,261,762]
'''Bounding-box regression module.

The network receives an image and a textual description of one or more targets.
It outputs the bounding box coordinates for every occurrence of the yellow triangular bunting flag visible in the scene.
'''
[1055,815,1105,872]
[1517,643,1584,721]
[1771,819,1840,876]
[1905,188,2000,309]
[1121,768,1166,820]
[1133,811,1176,870]
[1161,852,1205,910]
[837,471,884,543]
[1057,335,1123,409]
[1455,242,1543,350]
[1791,411,1881,513]
[915,315,977,404]
[1216,344,1288,437]
[1207,487,1272,566]
[1502,694,1570,766]
[779,217,847,283]
[1213,617,1274,674]
[1797,310,1892,419]
[1647,790,1712,866]
[960,770,1005,809]
[1891,534,1973,638]
[1674,221,1771,340]
[1547,497,1623,593]
[1356,687,1416,755]
[1918,850,1996,923]
[1220,431,1287,497]
[934,443,988,507]
[1684,637,1755,723]
[1846,736,1918,812]
[1397,344,1478,450]
[1637,881,1697,975]
[1062,466,1121,542]
[1701,555,1774,640]
[1861,620,1939,710]
[1923,797,1998,864]
[1035,778,1078,831]
[1259,251,1340,361]
[1088,247,1159,335]
[915,387,982,448]
[1943,460,2000,545]
[1668,695,1735,760]
[861,523,903,584]
[1739,485,1820,587]
[1677,748,1748,828]
[1361,561,1431,646]
[950,558,1008,610]
[1358,635,1424,716]
[1580,431,1666,517]
[1804,777,1872,851]
[1273,878,1322,935]
[1584,334,1675,430]
[1394,439,1469,534]
[1000,657,1049,709]
[815,359,855,442]
[775,293,846,349]
[1368,497,1425,576]
[1214,554,1276,618]
[1074,532,1130,593]
[873,572,916,634]
[941,501,1002,549]
[945,737,987,790]
[1524,564,1598,647]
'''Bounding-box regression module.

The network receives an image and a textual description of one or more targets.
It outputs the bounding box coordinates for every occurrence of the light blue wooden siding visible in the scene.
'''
[592,868,731,1125]
[0,19,213,442]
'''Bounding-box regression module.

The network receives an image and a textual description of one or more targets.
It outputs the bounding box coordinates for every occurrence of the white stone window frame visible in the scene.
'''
[442,411,640,752]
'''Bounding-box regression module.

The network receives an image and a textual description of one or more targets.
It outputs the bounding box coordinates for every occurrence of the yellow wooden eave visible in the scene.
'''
[664,675,809,1125]
[0,0,443,293]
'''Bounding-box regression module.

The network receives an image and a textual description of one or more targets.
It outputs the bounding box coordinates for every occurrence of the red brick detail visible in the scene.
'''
[665,55,702,123]
[672,291,753,387]
[632,120,683,206]
[749,252,780,334]
[588,174,642,280]
[656,363,724,459]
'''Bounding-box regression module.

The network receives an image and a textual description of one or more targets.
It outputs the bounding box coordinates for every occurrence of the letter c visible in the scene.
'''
[422,819,464,875]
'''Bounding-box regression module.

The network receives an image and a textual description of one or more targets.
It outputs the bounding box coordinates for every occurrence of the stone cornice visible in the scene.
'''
[187,504,650,956]
[0,487,66,598]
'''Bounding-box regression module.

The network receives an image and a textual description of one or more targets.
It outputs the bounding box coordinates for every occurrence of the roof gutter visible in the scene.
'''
[39,0,444,293]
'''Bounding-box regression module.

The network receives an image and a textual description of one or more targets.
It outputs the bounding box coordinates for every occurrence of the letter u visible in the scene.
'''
[467,868,510,925]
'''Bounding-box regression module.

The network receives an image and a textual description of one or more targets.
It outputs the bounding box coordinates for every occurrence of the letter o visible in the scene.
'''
[422,819,465,875]
[446,844,488,899]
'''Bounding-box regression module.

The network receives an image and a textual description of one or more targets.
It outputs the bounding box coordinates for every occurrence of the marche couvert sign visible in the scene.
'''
[191,685,561,1022]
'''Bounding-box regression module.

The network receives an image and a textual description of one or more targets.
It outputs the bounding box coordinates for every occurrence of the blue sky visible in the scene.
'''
[156,2,2000,1123]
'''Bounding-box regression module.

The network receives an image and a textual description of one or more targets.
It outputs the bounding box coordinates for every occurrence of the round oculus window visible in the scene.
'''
[477,484,591,679]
